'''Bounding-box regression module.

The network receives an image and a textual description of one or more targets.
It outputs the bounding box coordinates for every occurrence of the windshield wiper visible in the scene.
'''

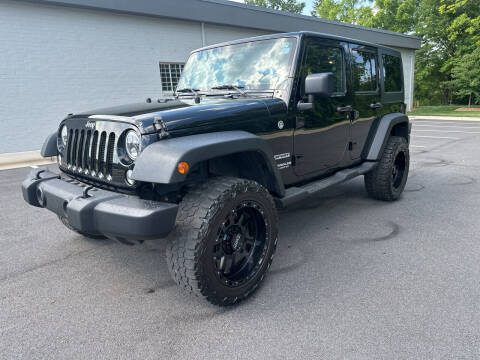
[175,87,201,103]
[210,84,248,97]
[176,87,200,95]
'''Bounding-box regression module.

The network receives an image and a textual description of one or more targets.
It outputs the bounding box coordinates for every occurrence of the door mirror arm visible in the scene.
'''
[297,99,313,111]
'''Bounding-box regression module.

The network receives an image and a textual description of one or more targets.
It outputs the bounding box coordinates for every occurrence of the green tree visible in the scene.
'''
[310,0,374,24]
[451,48,480,106]
[244,0,305,13]
[371,0,418,33]
[311,0,480,106]
[440,0,480,45]
[413,0,456,104]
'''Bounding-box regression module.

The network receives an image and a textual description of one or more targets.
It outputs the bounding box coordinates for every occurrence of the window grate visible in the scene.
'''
[159,62,184,92]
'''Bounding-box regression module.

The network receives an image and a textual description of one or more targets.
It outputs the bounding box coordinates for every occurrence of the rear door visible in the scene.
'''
[349,43,381,159]
[293,37,352,177]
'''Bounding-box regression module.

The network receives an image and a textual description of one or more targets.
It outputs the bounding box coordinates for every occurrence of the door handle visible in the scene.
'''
[369,102,383,109]
[337,105,353,113]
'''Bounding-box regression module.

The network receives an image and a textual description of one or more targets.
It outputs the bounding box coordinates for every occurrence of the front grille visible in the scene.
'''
[65,128,116,181]
[59,119,138,189]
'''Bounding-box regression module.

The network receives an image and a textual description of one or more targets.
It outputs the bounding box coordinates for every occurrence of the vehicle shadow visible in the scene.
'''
[99,177,406,325]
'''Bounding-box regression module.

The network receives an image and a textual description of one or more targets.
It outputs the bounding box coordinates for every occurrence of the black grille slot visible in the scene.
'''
[82,130,91,172]
[106,133,116,177]
[76,130,85,170]
[71,129,79,169]
[90,130,99,173]
[97,131,107,176]
[62,124,122,184]
[66,129,73,165]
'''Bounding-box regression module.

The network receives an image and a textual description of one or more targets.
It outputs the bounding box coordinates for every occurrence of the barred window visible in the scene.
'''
[159,63,184,92]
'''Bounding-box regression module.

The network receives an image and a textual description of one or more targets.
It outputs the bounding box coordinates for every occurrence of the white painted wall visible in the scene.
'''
[203,23,273,45]
[0,0,414,153]
[0,0,205,152]
[394,47,415,112]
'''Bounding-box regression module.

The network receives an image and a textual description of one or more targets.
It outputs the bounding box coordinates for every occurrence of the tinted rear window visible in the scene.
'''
[382,55,402,92]
[352,50,377,92]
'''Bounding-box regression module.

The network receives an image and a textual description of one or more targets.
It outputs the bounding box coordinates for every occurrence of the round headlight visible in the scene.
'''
[58,125,68,151]
[60,125,68,145]
[125,130,140,160]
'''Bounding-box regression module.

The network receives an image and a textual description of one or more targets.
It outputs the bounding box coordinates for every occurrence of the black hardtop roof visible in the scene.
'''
[193,31,402,57]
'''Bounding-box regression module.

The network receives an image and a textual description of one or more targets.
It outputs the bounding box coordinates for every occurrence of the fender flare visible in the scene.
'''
[41,132,58,157]
[365,113,410,161]
[132,131,286,196]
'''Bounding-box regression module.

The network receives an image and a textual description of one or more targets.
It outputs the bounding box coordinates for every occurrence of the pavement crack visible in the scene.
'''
[343,221,400,243]
[0,244,108,283]
[443,175,476,186]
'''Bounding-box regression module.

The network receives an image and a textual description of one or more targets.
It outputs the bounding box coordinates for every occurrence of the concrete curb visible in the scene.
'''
[409,115,480,121]
[0,151,56,170]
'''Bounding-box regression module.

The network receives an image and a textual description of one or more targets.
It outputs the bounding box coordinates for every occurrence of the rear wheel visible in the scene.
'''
[166,177,278,306]
[364,136,409,201]
[58,215,107,240]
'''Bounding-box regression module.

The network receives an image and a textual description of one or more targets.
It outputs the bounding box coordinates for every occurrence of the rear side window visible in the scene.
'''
[303,41,344,93]
[383,55,402,92]
[352,50,377,92]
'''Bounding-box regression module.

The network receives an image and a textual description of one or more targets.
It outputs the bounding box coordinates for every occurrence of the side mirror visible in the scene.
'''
[305,72,336,97]
[297,72,336,112]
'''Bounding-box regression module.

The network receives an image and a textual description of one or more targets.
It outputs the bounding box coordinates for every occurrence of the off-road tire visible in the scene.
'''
[166,177,278,306]
[364,136,409,201]
[58,215,107,240]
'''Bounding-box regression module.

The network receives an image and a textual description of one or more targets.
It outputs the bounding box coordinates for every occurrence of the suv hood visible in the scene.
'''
[70,97,286,135]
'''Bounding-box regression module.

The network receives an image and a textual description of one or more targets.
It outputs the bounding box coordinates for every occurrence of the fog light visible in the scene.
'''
[125,169,135,185]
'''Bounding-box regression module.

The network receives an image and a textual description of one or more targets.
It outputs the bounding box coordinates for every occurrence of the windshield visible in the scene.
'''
[177,37,297,92]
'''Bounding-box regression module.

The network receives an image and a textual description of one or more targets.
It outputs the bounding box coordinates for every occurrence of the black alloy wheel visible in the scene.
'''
[166,177,278,306]
[213,201,268,287]
[392,151,407,189]
[364,136,410,201]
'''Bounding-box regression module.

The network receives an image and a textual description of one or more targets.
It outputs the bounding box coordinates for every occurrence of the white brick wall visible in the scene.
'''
[0,0,414,153]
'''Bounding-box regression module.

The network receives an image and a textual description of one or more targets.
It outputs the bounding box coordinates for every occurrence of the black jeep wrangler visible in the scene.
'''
[22,32,410,306]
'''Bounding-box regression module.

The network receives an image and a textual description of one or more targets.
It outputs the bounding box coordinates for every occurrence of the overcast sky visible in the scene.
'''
[229,0,317,16]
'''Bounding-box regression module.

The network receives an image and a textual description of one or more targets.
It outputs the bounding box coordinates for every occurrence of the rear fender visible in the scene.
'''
[365,113,410,161]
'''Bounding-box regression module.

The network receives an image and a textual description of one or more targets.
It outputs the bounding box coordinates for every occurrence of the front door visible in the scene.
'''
[349,43,381,159]
[293,37,352,177]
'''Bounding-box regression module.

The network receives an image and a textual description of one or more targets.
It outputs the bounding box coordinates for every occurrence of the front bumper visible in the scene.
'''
[22,168,178,241]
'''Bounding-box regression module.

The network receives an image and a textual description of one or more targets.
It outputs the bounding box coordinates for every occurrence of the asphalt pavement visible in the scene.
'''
[1,118,480,359]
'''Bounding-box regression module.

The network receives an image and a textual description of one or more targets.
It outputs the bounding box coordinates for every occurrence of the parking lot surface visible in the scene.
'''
[1,118,480,359]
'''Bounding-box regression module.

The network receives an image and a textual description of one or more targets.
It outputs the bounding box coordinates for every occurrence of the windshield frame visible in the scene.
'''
[176,35,301,95]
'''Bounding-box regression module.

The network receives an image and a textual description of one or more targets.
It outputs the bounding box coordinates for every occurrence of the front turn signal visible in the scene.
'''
[177,161,189,174]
